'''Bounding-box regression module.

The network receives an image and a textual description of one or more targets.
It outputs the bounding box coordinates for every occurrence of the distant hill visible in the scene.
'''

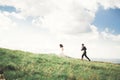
[0,48,120,80]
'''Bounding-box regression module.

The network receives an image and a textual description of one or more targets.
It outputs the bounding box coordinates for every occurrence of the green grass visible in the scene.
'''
[0,48,120,80]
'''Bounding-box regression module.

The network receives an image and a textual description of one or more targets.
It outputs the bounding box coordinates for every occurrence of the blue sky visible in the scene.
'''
[93,6,120,34]
[0,5,17,12]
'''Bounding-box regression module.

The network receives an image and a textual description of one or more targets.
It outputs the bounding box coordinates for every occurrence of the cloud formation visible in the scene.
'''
[0,0,97,34]
[98,0,120,9]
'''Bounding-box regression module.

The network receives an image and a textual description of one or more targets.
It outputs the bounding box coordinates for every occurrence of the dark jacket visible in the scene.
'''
[81,46,87,52]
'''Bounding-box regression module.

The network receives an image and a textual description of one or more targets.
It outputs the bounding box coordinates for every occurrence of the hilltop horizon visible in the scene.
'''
[0,48,120,80]
[0,47,120,64]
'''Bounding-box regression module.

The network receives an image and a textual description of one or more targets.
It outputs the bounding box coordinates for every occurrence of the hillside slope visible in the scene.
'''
[0,48,120,80]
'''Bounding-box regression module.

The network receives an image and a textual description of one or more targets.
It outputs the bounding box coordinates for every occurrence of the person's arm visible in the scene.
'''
[81,47,83,51]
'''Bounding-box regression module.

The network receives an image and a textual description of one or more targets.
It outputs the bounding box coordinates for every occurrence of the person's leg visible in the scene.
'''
[81,53,85,60]
[84,53,91,61]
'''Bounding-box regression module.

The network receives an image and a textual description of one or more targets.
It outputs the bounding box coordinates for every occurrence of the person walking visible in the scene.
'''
[81,44,91,61]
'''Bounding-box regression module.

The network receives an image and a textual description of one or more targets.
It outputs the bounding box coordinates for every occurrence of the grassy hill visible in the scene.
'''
[0,48,120,80]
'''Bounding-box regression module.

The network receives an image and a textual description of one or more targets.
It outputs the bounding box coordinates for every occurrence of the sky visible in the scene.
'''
[0,0,120,59]
[93,6,120,34]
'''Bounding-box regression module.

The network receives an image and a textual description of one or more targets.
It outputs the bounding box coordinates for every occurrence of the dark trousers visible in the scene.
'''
[82,51,91,61]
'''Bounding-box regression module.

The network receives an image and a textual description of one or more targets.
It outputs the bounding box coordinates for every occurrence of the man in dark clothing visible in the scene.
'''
[81,44,91,61]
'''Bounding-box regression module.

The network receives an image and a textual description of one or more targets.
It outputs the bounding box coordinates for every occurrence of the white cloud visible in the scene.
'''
[31,0,96,35]
[0,0,98,34]
[101,30,120,42]
[98,0,120,9]
[89,25,120,59]
[0,12,17,30]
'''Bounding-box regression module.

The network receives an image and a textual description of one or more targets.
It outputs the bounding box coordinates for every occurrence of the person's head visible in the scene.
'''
[82,43,84,47]
[59,44,63,48]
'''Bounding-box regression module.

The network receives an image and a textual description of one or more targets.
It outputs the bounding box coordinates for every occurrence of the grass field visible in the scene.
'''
[0,48,120,80]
